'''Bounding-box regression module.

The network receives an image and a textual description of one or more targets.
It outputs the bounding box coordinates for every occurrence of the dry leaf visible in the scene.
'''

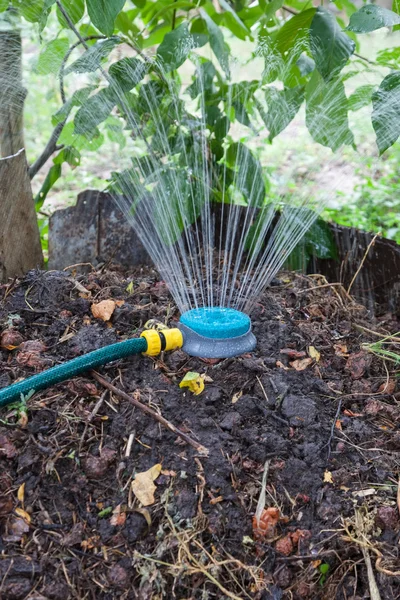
[280,348,306,359]
[323,470,333,484]
[378,380,396,394]
[110,504,126,527]
[161,469,177,477]
[290,358,313,371]
[312,560,322,568]
[18,410,28,429]
[91,300,116,322]
[252,507,281,540]
[131,464,162,506]
[275,534,294,556]
[335,419,342,430]
[5,516,30,542]
[17,483,25,504]
[15,507,31,523]
[179,372,205,396]
[308,346,321,362]
[135,507,152,527]
[276,360,289,370]
[334,343,349,357]
[232,390,243,404]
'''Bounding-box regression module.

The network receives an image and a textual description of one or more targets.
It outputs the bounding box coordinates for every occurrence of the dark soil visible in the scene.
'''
[0,267,399,600]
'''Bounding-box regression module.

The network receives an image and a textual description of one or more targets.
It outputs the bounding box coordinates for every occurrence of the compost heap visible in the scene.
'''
[0,267,399,600]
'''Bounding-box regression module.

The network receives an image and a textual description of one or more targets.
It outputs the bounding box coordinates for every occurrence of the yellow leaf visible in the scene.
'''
[131,463,162,506]
[179,372,205,396]
[232,390,243,404]
[312,560,322,569]
[17,483,25,504]
[15,507,31,523]
[126,281,134,295]
[91,300,116,322]
[308,346,321,362]
[323,470,333,484]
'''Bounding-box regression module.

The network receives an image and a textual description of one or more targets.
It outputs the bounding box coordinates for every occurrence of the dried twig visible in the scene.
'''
[91,371,209,456]
[347,233,380,295]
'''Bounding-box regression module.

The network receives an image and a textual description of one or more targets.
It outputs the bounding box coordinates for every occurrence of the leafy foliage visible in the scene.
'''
[2,0,400,243]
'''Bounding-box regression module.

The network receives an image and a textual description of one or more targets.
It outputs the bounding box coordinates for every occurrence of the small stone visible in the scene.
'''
[336,442,345,453]
[219,411,242,431]
[281,395,317,427]
[204,387,224,405]
[235,395,259,418]
[108,564,129,588]
[84,447,117,479]
[1,579,32,600]
[61,523,84,547]
[375,506,398,530]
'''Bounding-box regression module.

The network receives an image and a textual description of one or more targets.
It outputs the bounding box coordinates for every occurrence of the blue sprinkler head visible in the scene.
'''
[178,307,257,358]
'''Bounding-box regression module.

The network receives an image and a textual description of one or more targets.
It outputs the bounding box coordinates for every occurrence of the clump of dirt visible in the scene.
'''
[0,267,399,600]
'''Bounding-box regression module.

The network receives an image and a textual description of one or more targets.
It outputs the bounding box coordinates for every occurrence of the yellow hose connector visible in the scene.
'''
[162,328,183,352]
[141,328,183,356]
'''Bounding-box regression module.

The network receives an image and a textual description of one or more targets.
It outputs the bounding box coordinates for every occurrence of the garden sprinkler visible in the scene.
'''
[178,307,256,358]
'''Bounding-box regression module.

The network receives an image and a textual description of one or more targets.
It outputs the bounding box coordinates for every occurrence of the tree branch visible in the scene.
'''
[29,120,66,179]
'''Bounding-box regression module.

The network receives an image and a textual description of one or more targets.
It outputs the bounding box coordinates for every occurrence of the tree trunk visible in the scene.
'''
[0,149,43,280]
[0,21,43,280]
[0,29,26,157]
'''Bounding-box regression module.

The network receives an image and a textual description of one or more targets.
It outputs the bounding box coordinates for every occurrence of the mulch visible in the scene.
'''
[0,267,399,600]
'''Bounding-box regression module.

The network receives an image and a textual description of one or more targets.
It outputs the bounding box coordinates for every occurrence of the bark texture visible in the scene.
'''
[0,149,44,280]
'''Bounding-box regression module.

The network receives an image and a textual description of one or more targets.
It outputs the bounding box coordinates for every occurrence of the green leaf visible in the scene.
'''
[35,163,62,209]
[347,5,400,33]
[348,84,375,111]
[36,38,69,75]
[57,0,84,26]
[52,85,97,126]
[263,0,284,21]
[304,217,338,259]
[187,60,216,99]
[157,22,193,72]
[109,57,146,91]
[376,46,400,69]
[201,9,230,78]
[115,10,140,38]
[74,88,116,136]
[219,0,251,40]
[275,8,316,56]
[13,0,44,22]
[104,115,126,148]
[190,18,209,48]
[53,146,81,167]
[372,71,400,155]
[65,38,121,75]
[310,7,355,81]
[59,122,105,151]
[86,0,125,36]
[226,142,266,207]
[265,86,304,141]
[0,0,9,12]
[132,0,145,6]
[393,0,400,31]
[306,71,353,151]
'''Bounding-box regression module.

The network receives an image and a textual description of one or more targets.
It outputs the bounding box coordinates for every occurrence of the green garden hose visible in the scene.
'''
[0,337,148,409]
